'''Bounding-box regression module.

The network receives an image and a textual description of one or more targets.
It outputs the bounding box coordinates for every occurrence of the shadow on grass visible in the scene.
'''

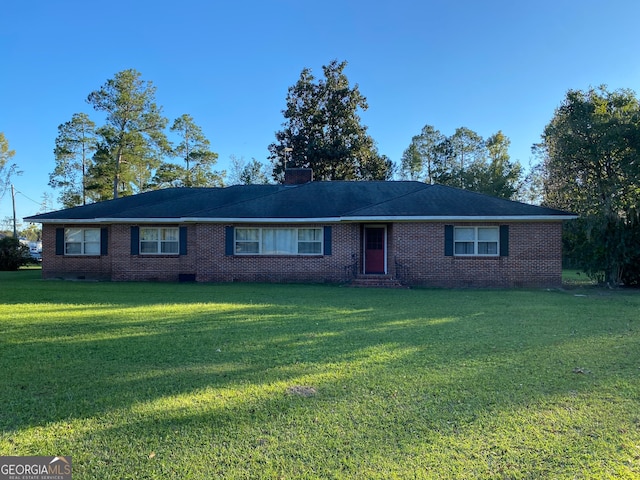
[1,272,639,476]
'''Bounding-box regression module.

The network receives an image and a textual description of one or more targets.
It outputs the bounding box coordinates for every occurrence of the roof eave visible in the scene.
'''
[341,215,579,222]
[29,214,578,224]
[29,217,344,224]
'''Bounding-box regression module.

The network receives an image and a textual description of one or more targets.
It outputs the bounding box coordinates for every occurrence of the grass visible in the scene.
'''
[562,269,599,287]
[1,269,639,479]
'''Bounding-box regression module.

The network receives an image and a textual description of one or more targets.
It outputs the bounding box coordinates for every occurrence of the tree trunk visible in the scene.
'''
[113,149,123,199]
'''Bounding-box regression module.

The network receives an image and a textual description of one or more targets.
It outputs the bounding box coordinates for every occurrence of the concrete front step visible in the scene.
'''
[349,275,405,288]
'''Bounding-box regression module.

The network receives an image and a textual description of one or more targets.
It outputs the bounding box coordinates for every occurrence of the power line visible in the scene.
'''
[14,189,42,206]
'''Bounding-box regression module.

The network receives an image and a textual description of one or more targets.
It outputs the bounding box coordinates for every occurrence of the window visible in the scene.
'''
[140,227,179,254]
[454,227,499,256]
[234,227,323,255]
[65,228,100,255]
[297,228,322,254]
[235,228,260,254]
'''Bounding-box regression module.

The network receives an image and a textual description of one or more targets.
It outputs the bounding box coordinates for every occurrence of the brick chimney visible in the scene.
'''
[284,168,313,185]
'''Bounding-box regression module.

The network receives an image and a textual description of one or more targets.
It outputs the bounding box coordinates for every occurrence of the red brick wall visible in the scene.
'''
[41,221,563,287]
[391,222,563,287]
[195,223,359,283]
[110,225,198,282]
[41,224,112,280]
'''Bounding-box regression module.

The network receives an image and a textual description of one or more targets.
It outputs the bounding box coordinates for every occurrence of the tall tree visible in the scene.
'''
[239,158,271,185]
[0,132,20,202]
[400,125,449,183]
[169,114,222,187]
[538,86,640,284]
[269,60,392,181]
[517,158,545,205]
[227,156,271,185]
[541,87,640,216]
[49,113,97,207]
[400,125,523,199]
[449,127,487,188]
[85,143,119,201]
[149,163,186,189]
[473,131,522,199]
[399,141,422,181]
[86,69,169,199]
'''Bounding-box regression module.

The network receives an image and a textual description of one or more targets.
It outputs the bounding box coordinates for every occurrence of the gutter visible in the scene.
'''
[29,214,578,225]
[340,215,578,222]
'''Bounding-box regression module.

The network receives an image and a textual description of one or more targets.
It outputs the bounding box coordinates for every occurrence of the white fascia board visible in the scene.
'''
[341,215,578,222]
[30,218,184,224]
[26,218,101,224]
[30,218,172,224]
[33,217,343,224]
[31,215,578,224]
[180,217,342,224]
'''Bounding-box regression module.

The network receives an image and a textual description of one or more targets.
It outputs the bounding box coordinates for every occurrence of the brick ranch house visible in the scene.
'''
[26,170,576,287]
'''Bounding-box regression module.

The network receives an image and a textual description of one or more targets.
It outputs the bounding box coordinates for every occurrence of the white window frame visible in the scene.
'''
[139,227,180,255]
[64,228,101,255]
[454,226,499,256]
[234,227,323,255]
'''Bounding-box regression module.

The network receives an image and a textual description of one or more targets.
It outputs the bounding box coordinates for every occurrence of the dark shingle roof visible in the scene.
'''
[25,181,575,223]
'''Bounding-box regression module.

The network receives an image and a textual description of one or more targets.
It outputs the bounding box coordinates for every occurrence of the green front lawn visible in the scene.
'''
[1,270,639,479]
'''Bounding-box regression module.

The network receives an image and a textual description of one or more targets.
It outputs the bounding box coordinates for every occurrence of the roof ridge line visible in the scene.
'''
[343,182,430,216]
[105,187,218,218]
[184,184,292,216]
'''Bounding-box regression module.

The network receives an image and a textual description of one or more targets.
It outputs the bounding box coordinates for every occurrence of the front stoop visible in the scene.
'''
[348,274,406,288]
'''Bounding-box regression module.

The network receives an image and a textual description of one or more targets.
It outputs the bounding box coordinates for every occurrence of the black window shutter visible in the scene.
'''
[101,228,108,255]
[225,226,234,256]
[179,226,188,255]
[444,225,454,256]
[130,226,140,255]
[500,225,509,257]
[55,228,65,255]
[323,226,332,255]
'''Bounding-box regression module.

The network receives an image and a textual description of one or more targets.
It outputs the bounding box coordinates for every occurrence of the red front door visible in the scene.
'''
[364,227,386,274]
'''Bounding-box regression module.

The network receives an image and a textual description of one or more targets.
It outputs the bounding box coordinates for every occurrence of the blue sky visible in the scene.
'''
[2,0,639,224]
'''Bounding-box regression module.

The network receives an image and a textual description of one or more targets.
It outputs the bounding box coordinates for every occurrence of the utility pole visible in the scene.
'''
[11,184,17,238]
